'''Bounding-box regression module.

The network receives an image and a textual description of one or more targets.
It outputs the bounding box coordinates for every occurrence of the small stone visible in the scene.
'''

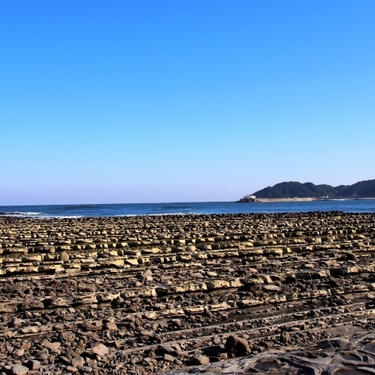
[38,353,49,361]
[140,330,154,337]
[143,311,157,320]
[87,359,98,368]
[21,342,31,351]
[164,354,174,362]
[263,284,281,292]
[175,359,183,366]
[11,364,29,375]
[189,355,210,365]
[60,251,70,261]
[154,303,166,310]
[60,331,76,342]
[144,357,155,366]
[78,365,93,373]
[20,326,40,334]
[60,355,71,365]
[78,282,97,293]
[206,271,217,277]
[106,322,117,331]
[143,269,153,278]
[225,335,251,357]
[213,335,222,345]
[13,348,25,358]
[66,366,78,373]
[42,339,61,354]
[5,330,15,338]
[156,343,181,357]
[71,356,85,368]
[92,343,109,357]
[85,320,103,331]
[26,360,41,370]
[126,258,139,266]
[157,344,174,354]
[13,318,24,328]
[280,330,291,343]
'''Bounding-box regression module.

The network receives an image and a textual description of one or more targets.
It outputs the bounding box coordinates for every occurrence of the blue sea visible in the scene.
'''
[1,200,375,218]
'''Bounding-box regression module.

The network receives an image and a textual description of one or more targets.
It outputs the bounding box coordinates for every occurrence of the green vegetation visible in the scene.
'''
[253,179,375,199]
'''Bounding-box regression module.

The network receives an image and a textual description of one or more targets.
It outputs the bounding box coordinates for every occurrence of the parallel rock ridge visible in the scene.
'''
[1,212,375,374]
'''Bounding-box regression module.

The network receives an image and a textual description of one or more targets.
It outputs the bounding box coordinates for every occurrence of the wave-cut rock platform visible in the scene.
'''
[1,212,375,374]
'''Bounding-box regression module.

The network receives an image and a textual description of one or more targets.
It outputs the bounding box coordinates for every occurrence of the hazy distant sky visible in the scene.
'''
[1,0,374,205]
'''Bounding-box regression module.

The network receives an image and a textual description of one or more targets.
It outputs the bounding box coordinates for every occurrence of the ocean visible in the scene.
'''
[1,199,375,218]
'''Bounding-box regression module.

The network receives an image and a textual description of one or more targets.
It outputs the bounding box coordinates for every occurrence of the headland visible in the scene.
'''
[1,212,375,374]
[240,178,375,201]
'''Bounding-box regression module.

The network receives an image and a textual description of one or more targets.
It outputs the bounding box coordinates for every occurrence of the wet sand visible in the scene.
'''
[1,212,375,374]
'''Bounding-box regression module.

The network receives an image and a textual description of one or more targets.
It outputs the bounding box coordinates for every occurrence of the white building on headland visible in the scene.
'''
[237,194,257,202]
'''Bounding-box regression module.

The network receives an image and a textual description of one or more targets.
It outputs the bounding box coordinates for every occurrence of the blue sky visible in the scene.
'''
[1,0,374,204]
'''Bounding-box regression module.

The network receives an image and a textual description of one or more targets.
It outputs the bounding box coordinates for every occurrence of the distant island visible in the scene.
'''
[238,179,375,202]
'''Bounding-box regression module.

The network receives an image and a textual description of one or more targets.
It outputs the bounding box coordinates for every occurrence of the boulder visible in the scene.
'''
[225,335,251,357]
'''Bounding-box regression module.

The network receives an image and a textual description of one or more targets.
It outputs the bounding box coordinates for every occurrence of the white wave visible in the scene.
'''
[36,215,83,219]
[0,211,41,217]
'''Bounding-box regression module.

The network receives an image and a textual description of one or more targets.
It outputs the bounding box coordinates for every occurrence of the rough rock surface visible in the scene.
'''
[163,333,375,374]
[1,212,375,374]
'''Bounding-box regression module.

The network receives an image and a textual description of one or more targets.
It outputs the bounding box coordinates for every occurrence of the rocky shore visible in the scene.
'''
[1,212,375,374]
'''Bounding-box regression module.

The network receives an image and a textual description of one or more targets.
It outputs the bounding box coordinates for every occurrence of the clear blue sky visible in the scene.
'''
[1,0,374,205]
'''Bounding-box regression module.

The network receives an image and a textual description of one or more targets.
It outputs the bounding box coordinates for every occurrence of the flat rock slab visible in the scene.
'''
[163,334,375,374]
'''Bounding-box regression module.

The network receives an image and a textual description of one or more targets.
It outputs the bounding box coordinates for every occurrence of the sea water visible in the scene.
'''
[1,200,375,218]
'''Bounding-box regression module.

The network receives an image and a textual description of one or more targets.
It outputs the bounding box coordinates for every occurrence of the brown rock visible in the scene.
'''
[213,335,222,345]
[189,355,210,365]
[141,330,154,336]
[60,331,76,342]
[280,330,291,343]
[0,302,18,313]
[20,326,40,334]
[225,335,251,357]
[78,365,93,373]
[26,360,41,370]
[87,359,98,368]
[21,342,31,351]
[78,282,97,292]
[11,364,29,375]
[164,354,175,362]
[71,356,85,368]
[60,251,70,261]
[13,318,24,328]
[156,343,182,357]
[66,366,78,373]
[42,339,61,354]
[106,322,118,331]
[263,284,281,292]
[92,343,109,357]
[85,320,103,331]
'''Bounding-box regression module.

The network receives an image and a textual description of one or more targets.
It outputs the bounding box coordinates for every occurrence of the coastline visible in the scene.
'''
[254,197,317,203]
